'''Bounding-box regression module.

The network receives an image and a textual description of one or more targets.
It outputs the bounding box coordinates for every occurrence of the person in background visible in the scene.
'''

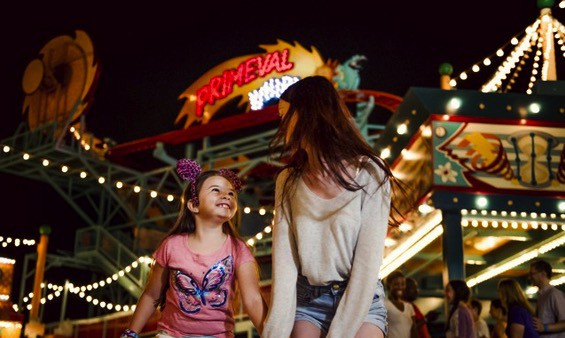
[489,298,508,338]
[497,278,539,338]
[263,75,408,337]
[386,270,418,338]
[445,280,476,338]
[403,277,431,338]
[529,259,565,337]
[120,159,267,338]
[471,299,491,338]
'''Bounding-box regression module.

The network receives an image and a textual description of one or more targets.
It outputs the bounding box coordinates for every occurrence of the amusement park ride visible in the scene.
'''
[0,0,564,336]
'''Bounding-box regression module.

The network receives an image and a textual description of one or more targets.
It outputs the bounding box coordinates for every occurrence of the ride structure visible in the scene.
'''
[1,2,564,335]
[372,1,565,322]
[1,33,401,336]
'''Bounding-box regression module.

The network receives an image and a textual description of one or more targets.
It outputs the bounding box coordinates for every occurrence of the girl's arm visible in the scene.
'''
[507,323,525,338]
[126,262,168,334]
[237,261,268,335]
[494,322,508,338]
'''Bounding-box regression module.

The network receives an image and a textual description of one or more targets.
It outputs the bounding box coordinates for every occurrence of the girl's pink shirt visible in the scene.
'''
[153,233,255,337]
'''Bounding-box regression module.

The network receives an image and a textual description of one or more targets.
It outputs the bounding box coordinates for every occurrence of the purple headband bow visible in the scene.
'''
[176,158,244,206]
[176,158,202,182]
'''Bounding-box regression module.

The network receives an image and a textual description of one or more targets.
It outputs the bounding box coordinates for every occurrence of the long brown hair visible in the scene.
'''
[497,278,535,316]
[269,75,406,226]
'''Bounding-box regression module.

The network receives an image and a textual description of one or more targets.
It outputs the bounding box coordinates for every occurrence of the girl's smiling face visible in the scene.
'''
[195,175,237,222]
[388,276,406,299]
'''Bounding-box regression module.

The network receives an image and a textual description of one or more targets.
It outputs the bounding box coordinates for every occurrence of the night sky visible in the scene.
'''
[1,0,563,323]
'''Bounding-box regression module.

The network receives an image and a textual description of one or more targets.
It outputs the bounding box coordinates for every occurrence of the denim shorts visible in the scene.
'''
[295,274,387,335]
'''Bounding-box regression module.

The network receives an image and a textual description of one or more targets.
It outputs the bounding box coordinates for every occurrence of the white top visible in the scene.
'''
[385,298,415,338]
[263,159,391,337]
[476,318,490,338]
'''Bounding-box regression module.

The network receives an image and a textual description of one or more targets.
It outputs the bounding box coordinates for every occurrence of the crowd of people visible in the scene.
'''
[382,261,564,338]
[115,76,564,338]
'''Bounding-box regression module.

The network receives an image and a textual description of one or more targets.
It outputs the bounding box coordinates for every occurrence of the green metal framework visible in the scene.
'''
[0,92,391,323]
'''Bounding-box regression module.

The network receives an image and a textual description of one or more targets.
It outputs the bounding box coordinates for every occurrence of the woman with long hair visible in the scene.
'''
[263,75,407,337]
[445,280,476,338]
[497,278,539,338]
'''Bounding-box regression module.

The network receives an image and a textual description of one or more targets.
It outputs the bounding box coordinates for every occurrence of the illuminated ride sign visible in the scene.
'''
[195,49,293,116]
[105,41,402,162]
[175,40,328,129]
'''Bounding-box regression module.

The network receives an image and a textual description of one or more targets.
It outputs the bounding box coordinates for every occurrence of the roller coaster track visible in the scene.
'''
[105,89,403,165]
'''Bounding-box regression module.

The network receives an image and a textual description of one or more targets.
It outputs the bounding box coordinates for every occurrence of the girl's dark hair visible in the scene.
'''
[404,277,419,302]
[385,270,405,290]
[491,298,507,316]
[155,170,244,310]
[445,280,471,332]
[269,75,407,226]
[471,298,482,315]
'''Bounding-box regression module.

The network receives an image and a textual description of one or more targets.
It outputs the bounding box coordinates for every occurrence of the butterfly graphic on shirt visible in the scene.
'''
[173,255,234,314]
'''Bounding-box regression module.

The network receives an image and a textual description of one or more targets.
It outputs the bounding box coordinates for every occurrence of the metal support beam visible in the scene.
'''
[441,210,465,284]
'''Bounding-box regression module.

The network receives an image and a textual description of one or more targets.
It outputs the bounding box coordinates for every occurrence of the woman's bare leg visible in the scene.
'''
[291,320,325,338]
[355,322,385,338]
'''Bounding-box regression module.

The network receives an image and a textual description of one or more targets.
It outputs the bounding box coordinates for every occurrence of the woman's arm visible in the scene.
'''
[127,262,168,334]
[456,305,475,338]
[328,167,391,337]
[494,321,508,338]
[237,261,268,335]
[507,323,525,338]
[262,171,299,338]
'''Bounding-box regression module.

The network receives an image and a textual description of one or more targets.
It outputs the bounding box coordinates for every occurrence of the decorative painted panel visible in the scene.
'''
[432,120,565,192]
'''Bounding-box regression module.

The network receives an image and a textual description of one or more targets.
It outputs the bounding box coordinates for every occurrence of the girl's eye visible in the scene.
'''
[228,192,235,197]
[212,188,220,192]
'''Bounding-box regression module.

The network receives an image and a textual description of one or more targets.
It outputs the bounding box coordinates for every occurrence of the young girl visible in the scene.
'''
[263,75,406,337]
[489,298,507,338]
[120,159,267,338]
[470,299,490,338]
[445,280,476,338]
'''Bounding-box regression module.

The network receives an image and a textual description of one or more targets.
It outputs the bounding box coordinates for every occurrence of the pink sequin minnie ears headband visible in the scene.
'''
[176,158,244,206]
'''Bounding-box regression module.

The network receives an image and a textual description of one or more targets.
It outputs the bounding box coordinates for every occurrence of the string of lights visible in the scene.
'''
[0,143,276,215]
[0,236,35,248]
[12,256,153,314]
[461,208,565,231]
[450,7,565,94]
